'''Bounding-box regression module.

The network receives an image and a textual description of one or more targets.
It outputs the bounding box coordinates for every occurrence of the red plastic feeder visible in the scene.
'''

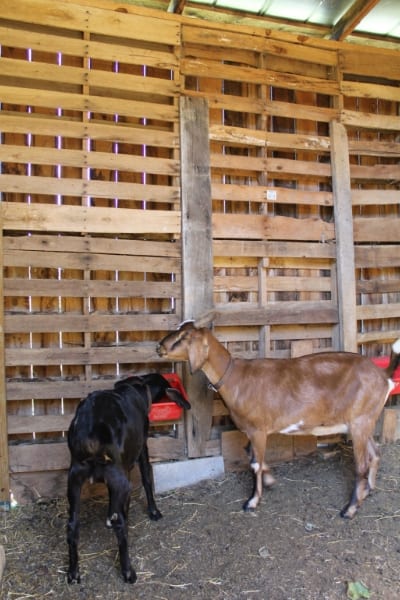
[371,357,400,395]
[149,373,189,423]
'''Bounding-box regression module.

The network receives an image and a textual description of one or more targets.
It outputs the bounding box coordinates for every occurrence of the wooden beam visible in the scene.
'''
[330,120,357,352]
[180,96,214,458]
[330,0,381,41]
[0,212,10,506]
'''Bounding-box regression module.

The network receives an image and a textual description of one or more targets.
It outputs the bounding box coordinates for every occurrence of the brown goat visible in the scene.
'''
[157,313,400,518]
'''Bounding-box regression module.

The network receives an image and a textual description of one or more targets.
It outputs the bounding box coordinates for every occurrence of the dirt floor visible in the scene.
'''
[1,440,400,600]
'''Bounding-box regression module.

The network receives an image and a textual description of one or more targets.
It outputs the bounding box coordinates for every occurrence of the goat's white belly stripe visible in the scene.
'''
[279,423,349,436]
[280,420,304,434]
[308,424,349,436]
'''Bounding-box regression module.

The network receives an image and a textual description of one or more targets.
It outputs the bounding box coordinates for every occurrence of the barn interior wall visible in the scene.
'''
[0,0,399,503]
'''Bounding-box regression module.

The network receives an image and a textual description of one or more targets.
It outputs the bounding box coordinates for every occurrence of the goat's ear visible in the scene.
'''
[165,388,191,409]
[194,310,215,329]
[187,334,209,374]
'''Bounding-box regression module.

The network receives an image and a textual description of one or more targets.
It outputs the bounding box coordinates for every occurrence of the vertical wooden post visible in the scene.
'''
[0,210,10,505]
[330,120,357,352]
[180,96,214,457]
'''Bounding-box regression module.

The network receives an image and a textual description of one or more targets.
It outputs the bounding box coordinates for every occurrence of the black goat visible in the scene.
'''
[66,373,189,584]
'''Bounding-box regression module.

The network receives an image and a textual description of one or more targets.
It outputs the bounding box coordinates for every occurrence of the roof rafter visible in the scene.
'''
[168,0,186,13]
[329,0,381,40]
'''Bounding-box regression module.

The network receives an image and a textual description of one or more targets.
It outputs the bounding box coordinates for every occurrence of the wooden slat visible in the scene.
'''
[214,275,331,294]
[0,112,179,148]
[1,203,180,235]
[357,329,400,344]
[213,302,338,326]
[212,184,332,206]
[0,86,179,122]
[216,324,334,344]
[0,175,179,203]
[182,25,337,66]
[0,57,179,97]
[209,125,331,153]
[342,109,400,131]
[3,235,181,258]
[5,344,159,366]
[4,313,178,334]
[0,0,181,45]
[186,89,338,122]
[8,436,186,476]
[210,154,332,179]
[4,278,180,298]
[339,47,400,79]
[0,146,179,177]
[348,140,400,158]
[355,245,400,268]
[341,80,400,103]
[352,190,400,205]
[350,163,400,181]
[6,379,154,401]
[4,250,180,273]
[0,26,179,69]
[8,442,70,473]
[212,214,334,242]
[356,303,400,320]
[357,279,400,294]
[8,414,71,435]
[354,217,400,242]
[213,240,336,259]
[181,58,339,96]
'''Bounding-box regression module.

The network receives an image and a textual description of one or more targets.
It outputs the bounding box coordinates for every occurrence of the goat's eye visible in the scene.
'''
[170,330,188,350]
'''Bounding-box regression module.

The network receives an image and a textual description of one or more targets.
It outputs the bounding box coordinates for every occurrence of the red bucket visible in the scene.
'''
[149,373,189,422]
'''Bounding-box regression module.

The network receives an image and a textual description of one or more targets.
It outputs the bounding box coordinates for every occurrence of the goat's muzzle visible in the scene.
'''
[156,343,165,357]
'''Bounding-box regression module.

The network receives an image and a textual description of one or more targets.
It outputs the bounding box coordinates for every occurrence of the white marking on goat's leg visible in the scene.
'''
[106,512,118,528]
[245,460,262,510]
[243,433,268,511]
[367,437,380,491]
[261,462,276,487]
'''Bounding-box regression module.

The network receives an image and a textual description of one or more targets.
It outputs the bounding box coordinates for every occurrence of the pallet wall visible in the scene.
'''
[0,0,399,503]
[180,20,400,449]
[0,0,184,502]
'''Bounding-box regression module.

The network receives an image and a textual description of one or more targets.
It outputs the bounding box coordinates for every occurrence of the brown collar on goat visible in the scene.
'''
[209,356,234,391]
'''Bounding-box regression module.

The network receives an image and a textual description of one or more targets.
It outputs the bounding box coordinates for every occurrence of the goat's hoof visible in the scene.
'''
[340,504,355,519]
[242,502,255,513]
[67,571,81,584]
[149,508,162,521]
[123,568,137,584]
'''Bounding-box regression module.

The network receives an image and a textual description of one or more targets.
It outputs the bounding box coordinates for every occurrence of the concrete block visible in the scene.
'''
[153,456,225,494]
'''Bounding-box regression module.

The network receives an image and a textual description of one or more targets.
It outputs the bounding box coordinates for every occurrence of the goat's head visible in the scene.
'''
[114,373,190,409]
[157,311,215,374]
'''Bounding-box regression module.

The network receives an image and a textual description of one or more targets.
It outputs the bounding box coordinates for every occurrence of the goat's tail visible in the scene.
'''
[385,338,400,378]
[85,423,120,464]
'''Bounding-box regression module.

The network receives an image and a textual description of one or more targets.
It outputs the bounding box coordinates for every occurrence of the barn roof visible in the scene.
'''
[123,0,400,48]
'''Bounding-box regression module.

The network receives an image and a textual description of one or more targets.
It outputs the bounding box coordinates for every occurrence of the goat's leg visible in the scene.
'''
[367,437,380,491]
[138,443,162,521]
[105,467,136,583]
[245,442,275,488]
[243,431,268,512]
[67,463,87,584]
[341,424,375,519]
